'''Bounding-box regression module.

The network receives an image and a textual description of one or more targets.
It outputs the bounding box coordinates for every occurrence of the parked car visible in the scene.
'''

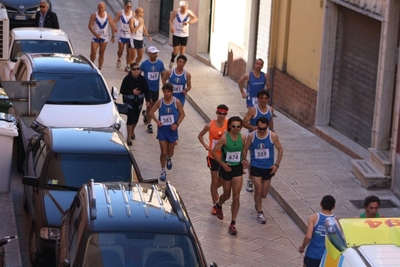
[8,53,127,170]
[22,127,145,266]
[1,0,52,28]
[0,27,74,82]
[321,217,400,266]
[55,180,218,267]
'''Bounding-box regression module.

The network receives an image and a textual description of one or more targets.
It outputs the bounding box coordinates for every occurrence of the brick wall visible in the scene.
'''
[272,69,317,130]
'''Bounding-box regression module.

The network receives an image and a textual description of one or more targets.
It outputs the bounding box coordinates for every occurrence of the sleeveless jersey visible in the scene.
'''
[359,212,381,218]
[172,9,189,37]
[249,105,273,127]
[169,68,187,105]
[249,130,274,169]
[305,212,335,260]
[246,71,266,107]
[208,119,228,159]
[131,17,144,40]
[140,59,165,92]
[94,12,109,41]
[158,97,179,127]
[222,133,243,166]
[118,10,132,39]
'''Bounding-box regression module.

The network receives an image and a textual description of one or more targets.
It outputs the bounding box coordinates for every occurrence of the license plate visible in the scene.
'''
[14,15,27,20]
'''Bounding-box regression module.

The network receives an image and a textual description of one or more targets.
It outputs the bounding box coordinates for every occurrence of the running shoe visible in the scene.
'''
[257,212,266,224]
[246,180,254,192]
[160,171,167,181]
[147,124,153,133]
[125,65,131,72]
[215,204,223,220]
[166,157,173,170]
[168,61,173,69]
[228,224,237,235]
[116,58,122,68]
[142,110,148,125]
[211,206,217,215]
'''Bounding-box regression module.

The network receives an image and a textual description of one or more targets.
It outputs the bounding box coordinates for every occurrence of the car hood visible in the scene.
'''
[43,190,77,227]
[36,102,119,127]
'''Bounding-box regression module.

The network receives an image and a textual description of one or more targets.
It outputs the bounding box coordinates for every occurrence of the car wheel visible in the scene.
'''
[29,229,40,267]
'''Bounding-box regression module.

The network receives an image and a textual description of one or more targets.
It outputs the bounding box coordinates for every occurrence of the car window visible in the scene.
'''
[32,73,110,104]
[82,233,200,267]
[44,153,136,188]
[10,40,72,62]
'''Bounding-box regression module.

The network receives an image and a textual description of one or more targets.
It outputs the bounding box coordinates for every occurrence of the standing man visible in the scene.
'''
[88,2,116,70]
[242,117,283,224]
[149,83,185,181]
[168,1,198,69]
[359,195,384,218]
[162,55,192,106]
[212,116,246,235]
[242,90,274,192]
[198,104,229,215]
[120,62,150,145]
[129,7,152,68]
[238,58,268,109]
[140,46,166,134]
[299,195,336,267]
[34,1,59,29]
[114,1,133,72]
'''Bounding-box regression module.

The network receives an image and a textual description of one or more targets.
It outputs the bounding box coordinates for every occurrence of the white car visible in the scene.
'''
[0,27,74,82]
[7,53,127,171]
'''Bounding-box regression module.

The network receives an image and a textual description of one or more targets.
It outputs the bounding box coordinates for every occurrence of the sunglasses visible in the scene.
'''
[217,112,227,116]
[258,126,268,131]
[39,5,46,8]
[231,125,241,129]
[131,68,140,71]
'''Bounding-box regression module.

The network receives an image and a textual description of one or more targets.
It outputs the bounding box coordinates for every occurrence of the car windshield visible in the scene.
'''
[82,233,201,267]
[33,73,111,104]
[45,153,139,188]
[10,40,72,62]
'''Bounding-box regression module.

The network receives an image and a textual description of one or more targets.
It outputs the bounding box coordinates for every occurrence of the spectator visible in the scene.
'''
[34,1,59,29]
[299,195,336,267]
[359,195,384,218]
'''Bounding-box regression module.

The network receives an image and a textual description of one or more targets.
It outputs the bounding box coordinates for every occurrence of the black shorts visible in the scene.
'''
[207,156,220,171]
[219,163,243,181]
[250,166,275,181]
[149,90,159,103]
[303,256,321,267]
[172,35,188,47]
[130,39,144,49]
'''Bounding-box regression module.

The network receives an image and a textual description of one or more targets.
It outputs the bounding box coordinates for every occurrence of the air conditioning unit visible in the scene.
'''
[0,3,9,60]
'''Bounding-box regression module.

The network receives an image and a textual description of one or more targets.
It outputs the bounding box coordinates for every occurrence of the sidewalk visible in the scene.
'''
[147,33,400,232]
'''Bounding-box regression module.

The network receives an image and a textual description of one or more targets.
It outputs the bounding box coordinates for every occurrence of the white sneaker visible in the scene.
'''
[116,58,122,68]
[125,65,131,72]
[246,180,253,192]
[257,212,266,224]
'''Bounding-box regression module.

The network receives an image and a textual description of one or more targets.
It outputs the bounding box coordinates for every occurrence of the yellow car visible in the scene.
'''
[321,217,400,266]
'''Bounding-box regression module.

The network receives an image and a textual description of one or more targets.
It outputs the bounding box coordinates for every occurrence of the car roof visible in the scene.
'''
[26,53,96,73]
[47,128,128,154]
[83,181,192,233]
[11,27,70,42]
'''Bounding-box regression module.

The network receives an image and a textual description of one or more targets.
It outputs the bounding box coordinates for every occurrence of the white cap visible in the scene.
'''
[179,1,187,7]
[148,46,159,53]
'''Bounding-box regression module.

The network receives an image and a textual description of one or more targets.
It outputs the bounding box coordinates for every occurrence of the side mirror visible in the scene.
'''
[22,176,40,187]
[111,86,119,100]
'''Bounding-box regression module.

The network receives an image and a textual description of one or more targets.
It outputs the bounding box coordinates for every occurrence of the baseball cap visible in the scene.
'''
[148,46,159,53]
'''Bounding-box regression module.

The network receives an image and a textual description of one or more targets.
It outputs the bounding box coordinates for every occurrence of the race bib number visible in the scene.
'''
[161,115,174,125]
[147,72,159,81]
[173,84,184,93]
[121,24,130,34]
[225,151,241,162]
[252,97,259,106]
[97,29,105,36]
[255,148,269,159]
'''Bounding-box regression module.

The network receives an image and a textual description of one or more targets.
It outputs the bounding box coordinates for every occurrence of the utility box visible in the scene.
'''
[0,3,9,60]
[0,113,18,194]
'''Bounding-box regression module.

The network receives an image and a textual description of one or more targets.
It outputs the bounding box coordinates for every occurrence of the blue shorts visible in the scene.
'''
[173,93,186,106]
[92,38,106,43]
[118,37,130,44]
[157,126,178,143]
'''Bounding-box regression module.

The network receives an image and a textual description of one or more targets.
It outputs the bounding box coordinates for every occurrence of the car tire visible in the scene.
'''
[29,228,41,267]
